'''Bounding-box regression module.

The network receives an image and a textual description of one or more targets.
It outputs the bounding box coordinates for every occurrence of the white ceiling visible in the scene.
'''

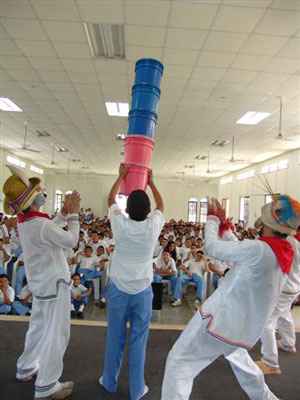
[0,0,299,180]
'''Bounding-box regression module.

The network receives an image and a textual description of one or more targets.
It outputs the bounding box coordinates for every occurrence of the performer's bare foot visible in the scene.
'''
[255,360,281,375]
[34,381,74,399]
[277,339,296,353]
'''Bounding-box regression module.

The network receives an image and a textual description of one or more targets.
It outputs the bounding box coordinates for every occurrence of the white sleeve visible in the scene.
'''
[52,212,68,228]
[170,258,177,272]
[8,287,15,302]
[40,214,79,249]
[109,204,126,239]
[204,216,249,264]
[149,210,165,239]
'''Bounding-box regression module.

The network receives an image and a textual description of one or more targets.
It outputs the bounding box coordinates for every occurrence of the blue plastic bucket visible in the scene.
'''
[127,109,157,138]
[131,84,161,114]
[135,59,164,88]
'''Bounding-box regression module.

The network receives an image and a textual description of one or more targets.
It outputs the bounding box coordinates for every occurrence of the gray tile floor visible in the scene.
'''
[82,285,198,325]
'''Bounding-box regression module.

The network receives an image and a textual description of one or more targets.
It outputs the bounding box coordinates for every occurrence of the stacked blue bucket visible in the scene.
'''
[128,59,164,138]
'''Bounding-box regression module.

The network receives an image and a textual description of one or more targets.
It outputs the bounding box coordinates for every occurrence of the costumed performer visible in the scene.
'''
[2,166,80,400]
[162,195,299,400]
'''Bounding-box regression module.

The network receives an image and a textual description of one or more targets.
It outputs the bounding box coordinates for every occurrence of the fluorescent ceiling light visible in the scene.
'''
[116,133,126,140]
[55,147,68,152]
[236,111,270,125]
[195,154,208,160]
[106,102,129,117]
[83,22,125,59]
[30,165,44,175]
[36,130,50,137]
[0,98,22,112]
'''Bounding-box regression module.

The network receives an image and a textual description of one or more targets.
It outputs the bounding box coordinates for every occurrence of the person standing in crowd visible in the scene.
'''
[162,195,299,400]
[2,166,80,400]
[99,164,164,400]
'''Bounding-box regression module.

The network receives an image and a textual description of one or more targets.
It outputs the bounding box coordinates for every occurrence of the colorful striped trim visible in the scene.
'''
[34,293,57,301]
[35,382,56,393]
[261,356,279,368]
[199,306,252,350]
[282,290,300,295]
[16,366,36,375]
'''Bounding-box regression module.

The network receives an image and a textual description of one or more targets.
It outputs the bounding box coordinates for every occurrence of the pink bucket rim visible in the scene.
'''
[123,162,151,170]
[125,134,155,144]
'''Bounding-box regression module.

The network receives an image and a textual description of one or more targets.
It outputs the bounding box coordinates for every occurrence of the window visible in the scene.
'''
[261,159,289,174]
[6,155,25,169]
[188,198,198,223]
[278,159,289,170]
[199,198,208,223]
[222,198,230,218]
[239,197,250,225]
[220,176,233,185]
[265,195,272,204]
[237,170,255,181]
[54,190,62,212]
[30,165,43,175]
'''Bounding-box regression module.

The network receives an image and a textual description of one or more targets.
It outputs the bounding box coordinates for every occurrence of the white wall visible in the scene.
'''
[0,148,46,213]
[44,173,218,221]
[217,149,300,227]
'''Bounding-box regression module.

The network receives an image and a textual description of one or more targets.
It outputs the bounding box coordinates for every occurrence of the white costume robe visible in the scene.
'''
[162,215,287,400]
[16,212,79,398]
[260,235,300,368]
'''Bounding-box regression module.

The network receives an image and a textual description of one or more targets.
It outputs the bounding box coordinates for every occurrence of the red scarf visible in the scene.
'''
[294,234,300,243]
[18,211,51,223]
[259,237,294,275]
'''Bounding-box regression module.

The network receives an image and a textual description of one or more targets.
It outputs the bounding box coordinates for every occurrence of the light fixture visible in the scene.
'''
[106,102,129,117]
[116,133,126,140]
[184,164,194,169]
[72,158,81,162]
[55,147,69,152]
[83,22,125,59]
[0,98,22,112]
[236,111,271,125]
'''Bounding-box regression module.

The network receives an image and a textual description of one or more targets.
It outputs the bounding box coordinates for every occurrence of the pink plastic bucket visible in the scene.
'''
[119,164,151,196]
[124,135,154,168]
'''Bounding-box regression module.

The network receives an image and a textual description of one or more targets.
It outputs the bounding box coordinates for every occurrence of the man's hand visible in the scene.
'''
[119,164,129,179]
[68,191,81,214]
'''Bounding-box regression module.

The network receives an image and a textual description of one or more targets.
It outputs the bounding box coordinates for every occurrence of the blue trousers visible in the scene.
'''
[102,283,153,400]
[72,295,89,311]
[78,268,101,283]
[0,304,12,314]
[173,273,203,300]
[15,265,26,296]
[11,301,31,316]
[213,273,220,289]
[153,274,177,296]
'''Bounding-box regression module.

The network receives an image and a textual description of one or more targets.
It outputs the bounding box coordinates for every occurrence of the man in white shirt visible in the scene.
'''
[99,165,164,400]
[179,237,192,263]
[153,250,177,296]
[172,251,209,308]
[162,196,300,400]
[3,165,80,400]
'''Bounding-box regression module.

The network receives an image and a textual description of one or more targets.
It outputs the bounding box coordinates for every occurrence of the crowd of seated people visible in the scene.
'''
[3,209,287,319]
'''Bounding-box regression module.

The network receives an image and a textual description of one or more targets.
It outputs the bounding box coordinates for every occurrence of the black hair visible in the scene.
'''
[79,230,84,235]
[84,245,93,251]
[0,274,10,281]
[162,250,171,255]
[91,230,98,235]
[126,190,150,221]
[97,245,104,251]
[196,250,204,255]
[71,273,80,279]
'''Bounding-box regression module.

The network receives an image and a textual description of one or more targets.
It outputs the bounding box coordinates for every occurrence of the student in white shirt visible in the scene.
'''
[153,250,177,295]
[179,237,192,263]
[0,238,11,275]
[12,281,33,316]
[100,165,164,400]
[0,273,15,314]
[172,251,209,308]
[70,273,91,319]
[3,165,80,400]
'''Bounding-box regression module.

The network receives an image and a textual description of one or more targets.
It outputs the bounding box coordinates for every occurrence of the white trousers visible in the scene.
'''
[260,293,298,368]
[16,283,71,398]
[161,311,278,400]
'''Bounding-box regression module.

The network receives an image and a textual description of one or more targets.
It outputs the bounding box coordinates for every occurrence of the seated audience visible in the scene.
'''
[70,273,92,319]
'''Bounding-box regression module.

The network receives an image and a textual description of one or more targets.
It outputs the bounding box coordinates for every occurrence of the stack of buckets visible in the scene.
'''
[119,58,164,195]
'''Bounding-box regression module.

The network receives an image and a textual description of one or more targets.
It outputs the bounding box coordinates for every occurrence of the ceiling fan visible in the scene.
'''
[228,136,252,163]
[12,121,41,153]
[188,151,224,175]
[274,96,299,142]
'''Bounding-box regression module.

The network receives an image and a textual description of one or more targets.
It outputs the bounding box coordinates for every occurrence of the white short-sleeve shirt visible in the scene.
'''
[109,203,165,294]
[185,259,206,276]
[0,286,15,304]
[155,257,177,272]
[78,255,98,271]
